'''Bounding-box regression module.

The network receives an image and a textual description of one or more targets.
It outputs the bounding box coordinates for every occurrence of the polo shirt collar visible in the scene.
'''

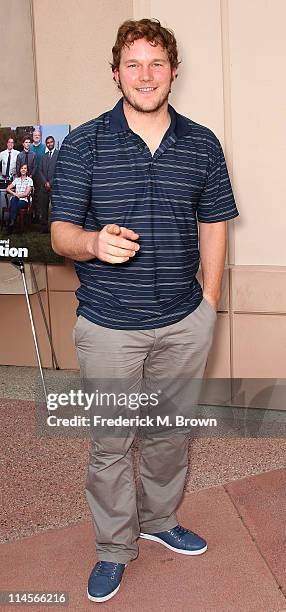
[109,97,191,138]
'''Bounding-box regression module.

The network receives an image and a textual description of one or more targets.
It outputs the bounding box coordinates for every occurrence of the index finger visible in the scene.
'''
[107,235,140,251]
[119,226,140,240]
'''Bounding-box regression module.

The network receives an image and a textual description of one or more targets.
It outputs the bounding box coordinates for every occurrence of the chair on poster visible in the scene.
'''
[1,188,34,233]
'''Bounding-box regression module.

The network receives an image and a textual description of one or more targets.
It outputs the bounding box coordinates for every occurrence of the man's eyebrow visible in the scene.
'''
[123,58,168,63]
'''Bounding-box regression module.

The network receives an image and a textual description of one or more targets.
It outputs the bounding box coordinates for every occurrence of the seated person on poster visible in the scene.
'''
[39,136,59,233]
[5,163,33,234]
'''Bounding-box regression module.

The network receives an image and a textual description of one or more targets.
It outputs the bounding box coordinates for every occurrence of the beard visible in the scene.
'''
[118,77,174,114]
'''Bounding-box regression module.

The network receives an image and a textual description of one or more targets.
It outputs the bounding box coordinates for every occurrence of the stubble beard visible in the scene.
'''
[118,77,174,114]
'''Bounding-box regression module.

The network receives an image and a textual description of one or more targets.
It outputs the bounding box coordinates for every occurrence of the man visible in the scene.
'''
[39,136,58,232]
[30,129,46,220]
[16,137,36,178]
[30,129,46,167]
[51,18,239,604]
[0,137,19,180]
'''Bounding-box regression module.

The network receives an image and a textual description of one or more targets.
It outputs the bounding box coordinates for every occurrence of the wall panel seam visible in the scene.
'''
[220,0,236,268]
[132,0,151,19]
[29,0,40,123]
[220,0,235,390]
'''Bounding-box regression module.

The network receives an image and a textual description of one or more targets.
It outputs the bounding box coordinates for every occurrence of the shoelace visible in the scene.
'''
[168,525,195,541]
[94,562,121,578]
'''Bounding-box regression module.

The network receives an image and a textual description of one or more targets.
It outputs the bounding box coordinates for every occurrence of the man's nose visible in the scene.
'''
[139,65,153,81]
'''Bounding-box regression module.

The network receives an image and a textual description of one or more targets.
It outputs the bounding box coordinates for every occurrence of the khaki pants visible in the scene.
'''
[74,298,217,562]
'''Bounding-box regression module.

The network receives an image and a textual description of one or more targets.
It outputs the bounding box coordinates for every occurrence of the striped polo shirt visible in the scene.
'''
[51,97,239,330]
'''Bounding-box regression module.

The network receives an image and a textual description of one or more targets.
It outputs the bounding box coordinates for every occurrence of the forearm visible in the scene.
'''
[51,221,99,261]
[199,221,227,306]
[6,186,16,196]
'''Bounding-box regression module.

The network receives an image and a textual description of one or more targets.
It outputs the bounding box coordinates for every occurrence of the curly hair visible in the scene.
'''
[111,18,180,73]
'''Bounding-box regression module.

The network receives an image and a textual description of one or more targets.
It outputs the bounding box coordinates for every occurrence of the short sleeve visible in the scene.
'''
[51,137,92,226]
[29,177,33,187]
[197,136,239,223]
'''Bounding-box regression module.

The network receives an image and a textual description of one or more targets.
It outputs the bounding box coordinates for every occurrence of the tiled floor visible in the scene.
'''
[1,367,286,610]
[1,390,286,542]
[2,474,286,611]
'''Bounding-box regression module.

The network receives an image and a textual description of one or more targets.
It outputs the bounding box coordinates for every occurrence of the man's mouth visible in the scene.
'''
[136,87,157,93]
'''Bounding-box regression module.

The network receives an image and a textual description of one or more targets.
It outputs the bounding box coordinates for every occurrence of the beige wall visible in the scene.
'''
[0,0,37,125]
[228,0,286,266]
[32,0,133,127]
[1,0,286,386]
[0,291,52,367]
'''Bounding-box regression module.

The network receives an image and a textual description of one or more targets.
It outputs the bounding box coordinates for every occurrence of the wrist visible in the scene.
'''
[203,291,221,309]
[86,230,99,258]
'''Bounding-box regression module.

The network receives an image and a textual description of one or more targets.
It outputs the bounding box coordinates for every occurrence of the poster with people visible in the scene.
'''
[0,125,69,263]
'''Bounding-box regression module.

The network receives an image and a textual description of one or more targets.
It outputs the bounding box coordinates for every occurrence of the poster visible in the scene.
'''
[0,125,69,264]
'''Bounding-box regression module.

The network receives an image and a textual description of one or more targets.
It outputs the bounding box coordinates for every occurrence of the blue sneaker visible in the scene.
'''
[87,561,126,603]
[140,524,207,555]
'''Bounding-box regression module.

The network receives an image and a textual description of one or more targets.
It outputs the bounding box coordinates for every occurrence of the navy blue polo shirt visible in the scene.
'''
[51,98,239,330]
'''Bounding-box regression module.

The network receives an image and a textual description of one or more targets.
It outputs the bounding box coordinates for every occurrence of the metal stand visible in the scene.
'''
[11,260,51,408]
[29,263,60,369]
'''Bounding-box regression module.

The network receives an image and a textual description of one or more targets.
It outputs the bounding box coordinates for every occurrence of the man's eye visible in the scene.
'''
[127,64,137,68]
[153,63,163,67]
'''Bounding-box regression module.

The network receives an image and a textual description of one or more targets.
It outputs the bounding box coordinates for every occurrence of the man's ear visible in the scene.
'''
[171,67,178,81]
[113,68,120,84]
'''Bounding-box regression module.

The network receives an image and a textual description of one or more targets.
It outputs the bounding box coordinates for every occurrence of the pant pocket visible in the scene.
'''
[202,297,217,319]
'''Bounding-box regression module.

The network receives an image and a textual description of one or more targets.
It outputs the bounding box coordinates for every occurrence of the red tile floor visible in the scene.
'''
[1,397,286,611]
[2,472,286,611]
